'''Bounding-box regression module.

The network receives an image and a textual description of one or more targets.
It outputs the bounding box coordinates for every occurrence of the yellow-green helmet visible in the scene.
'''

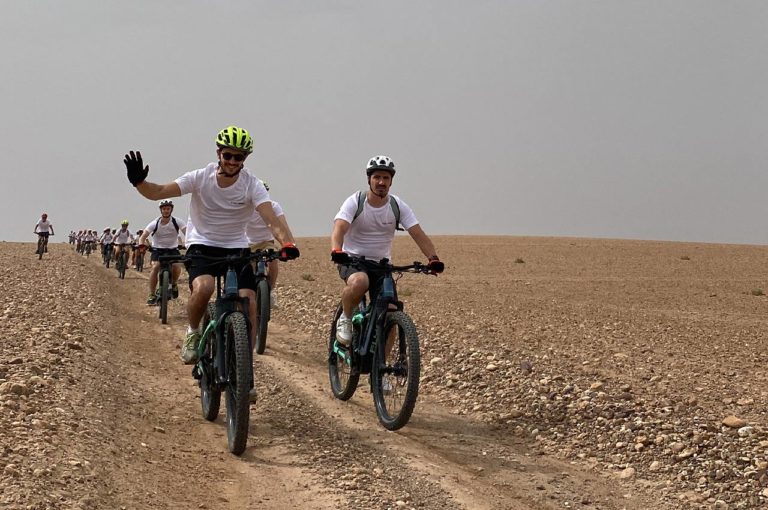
[216,126,253,153]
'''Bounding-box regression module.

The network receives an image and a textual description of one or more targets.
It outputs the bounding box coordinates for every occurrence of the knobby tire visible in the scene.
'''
[371,311,421,431]
[200,303,221,421]
[159,270,169,324]
[328,304,359,401]
[254,279,270,355]
[225,313,251,455]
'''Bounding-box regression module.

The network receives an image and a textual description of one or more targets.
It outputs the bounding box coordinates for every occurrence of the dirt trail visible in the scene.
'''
[2,242,670,509]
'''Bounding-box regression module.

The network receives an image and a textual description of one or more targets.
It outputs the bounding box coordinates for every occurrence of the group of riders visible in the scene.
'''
[40,125,444,379]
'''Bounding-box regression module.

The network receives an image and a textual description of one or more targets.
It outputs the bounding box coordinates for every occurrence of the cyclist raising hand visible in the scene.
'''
[123,125,300,364]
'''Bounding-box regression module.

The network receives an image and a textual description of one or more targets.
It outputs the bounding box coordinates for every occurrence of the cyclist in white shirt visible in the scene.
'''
[113,220,134,264]
[123,125,300,367]
[138,199,187,305]
[331,155,444,346]
[34,213,54,254]
[99,228,113,256]
[245,182,292,309]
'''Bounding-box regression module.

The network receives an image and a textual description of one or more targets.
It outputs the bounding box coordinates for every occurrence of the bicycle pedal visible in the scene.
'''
[191,365,202,380]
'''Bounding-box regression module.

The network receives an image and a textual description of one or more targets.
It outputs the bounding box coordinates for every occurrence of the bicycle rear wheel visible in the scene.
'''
[224,312,251,455]
[200,303,221,421]
[159,269,169,324]
[136,251,144,272]
[328,304,359,401]
[371,311,421,431]
[254,279,270,355]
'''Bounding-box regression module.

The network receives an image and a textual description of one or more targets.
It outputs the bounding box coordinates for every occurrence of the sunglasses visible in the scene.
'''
[221,151,246,162]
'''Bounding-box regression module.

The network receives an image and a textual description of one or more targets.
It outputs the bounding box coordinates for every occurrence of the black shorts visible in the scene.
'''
[338,263,387,299]
[184,244,256,291]
[36,232,50,238]
[151,247,180,262]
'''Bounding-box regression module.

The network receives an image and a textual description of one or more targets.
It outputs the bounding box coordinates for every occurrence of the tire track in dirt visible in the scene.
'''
[10,243,668,509]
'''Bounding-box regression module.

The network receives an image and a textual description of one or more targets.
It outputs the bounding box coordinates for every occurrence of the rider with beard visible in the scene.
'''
[330,155,444,346]
[138,199,187,304]
[123,126,300,368]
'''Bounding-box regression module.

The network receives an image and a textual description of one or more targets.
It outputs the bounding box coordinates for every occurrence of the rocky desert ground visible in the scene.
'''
[2,236,768,509]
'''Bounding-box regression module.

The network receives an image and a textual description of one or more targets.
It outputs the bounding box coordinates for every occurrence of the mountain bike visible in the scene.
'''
[84,241,92,258]
[135,244,146,272]
[252,249,282,355]
[102,243,113,268]
[35,233,52,260]
[155,248,182,325]
[328,257,435,430]
[115,244,129,279]
[159,251,259,455]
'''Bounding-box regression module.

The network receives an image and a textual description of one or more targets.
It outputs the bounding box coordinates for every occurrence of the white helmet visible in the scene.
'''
[159,199,174,208]
[366,155,396,176]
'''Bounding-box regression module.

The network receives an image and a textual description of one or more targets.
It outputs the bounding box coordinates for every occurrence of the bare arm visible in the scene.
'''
[407,224,438,259]
[256,202,296,245]
[135,181,182,201]
[138,231,150,246]
[331,219,350,251]
[275,213,294,245]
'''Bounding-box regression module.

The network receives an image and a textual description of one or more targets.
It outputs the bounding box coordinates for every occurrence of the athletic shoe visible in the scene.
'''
[146,293,158,305]
[181,331,200,364]
[336,316,353,346]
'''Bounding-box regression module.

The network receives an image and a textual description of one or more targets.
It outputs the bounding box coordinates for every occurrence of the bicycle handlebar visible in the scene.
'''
[335,256,434,275]
[158,249,282,265]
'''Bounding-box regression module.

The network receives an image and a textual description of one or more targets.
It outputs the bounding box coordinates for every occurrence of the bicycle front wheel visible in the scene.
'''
[371,311,421,431]
[328,304,359,401]
[118,252,127,279]
[225,312,251,455]
[159,270,169,324]
[254,279,270,355]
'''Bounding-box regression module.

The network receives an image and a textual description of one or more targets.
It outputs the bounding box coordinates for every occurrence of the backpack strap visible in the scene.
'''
[151,216,180,236]
[351,191,403,231]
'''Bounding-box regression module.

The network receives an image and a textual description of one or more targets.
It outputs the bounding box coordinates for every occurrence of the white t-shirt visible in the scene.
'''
[101,233,113,245]
[334,192,418,260]
[35,220,52,233]
[176,163,270,248]
[113,228,133,244]
[145,216,184,250]
[246,201,283,244]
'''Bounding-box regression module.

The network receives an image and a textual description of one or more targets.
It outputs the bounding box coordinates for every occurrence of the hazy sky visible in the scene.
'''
[2,1,766,244]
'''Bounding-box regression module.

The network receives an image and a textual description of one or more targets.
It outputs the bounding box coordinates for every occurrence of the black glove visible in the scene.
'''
[280,242,300,261]
[124,150,149,186]
[331,249,350,265]
[427,256,444,274]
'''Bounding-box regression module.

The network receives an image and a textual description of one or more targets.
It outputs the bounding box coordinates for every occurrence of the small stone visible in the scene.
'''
[618,467,635,480]
[486,363,498,371]
[737,426,754,437]
[722,415,747,428]
[429,357,443,366]
[649,461,661,472]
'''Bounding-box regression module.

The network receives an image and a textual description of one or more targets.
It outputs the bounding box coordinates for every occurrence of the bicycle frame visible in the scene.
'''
[332,259,405,371]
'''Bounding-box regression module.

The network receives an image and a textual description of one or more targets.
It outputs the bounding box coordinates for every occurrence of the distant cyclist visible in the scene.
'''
[245,181,292,309]
[113,220,134,266]
[331,155,444,346]
[138,199,187,305]
[123,125,300,367]
[34,213,55,254]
